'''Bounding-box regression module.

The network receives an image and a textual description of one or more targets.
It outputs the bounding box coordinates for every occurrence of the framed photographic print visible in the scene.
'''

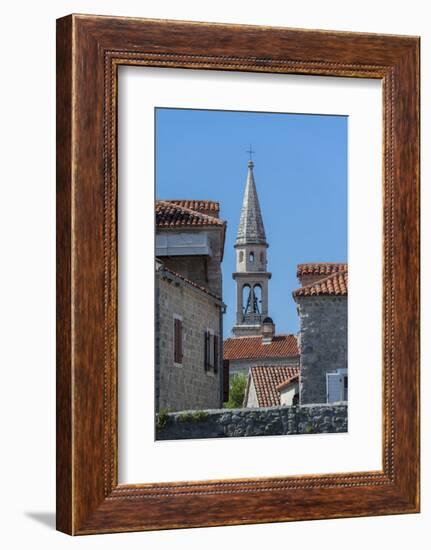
[56,14,420,534]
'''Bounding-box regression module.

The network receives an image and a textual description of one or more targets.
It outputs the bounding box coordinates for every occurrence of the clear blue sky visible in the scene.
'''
[155,108,347,338]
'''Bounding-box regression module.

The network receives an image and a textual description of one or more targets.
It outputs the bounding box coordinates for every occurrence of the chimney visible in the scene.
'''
[261,317,275,344]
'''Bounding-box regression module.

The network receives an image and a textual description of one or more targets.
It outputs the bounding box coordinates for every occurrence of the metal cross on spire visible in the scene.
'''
[246,145,255,161]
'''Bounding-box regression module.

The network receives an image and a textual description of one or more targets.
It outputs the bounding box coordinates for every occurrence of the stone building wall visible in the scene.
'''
[156,403,347,440]
[162,256,207,289]
[160,231,223,296]
[296,296,347,404]
[229,356,299,379]
[156,270,223,412]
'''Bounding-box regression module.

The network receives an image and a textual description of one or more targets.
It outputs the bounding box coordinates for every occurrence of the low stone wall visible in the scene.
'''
[156,404,347,440]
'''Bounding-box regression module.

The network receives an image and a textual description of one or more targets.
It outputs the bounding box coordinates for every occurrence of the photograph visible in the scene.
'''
[0,0,424,545]
[154,107,348,440]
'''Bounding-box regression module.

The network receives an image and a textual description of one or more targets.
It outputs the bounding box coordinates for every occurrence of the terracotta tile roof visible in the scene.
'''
[224,335,299,360]
[250,366,300,407]
[156,261,222,301]
[156,200,224,228]
[276,373,299,392]
[165,200,220,218]
[296,263,347,277]
[293,270,348,297]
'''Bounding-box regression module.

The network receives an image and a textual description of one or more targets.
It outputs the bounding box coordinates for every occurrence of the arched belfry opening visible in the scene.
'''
[249,284,262,315]
[232,158,272,337]
[242,284,262,321]
[242,284,251,314]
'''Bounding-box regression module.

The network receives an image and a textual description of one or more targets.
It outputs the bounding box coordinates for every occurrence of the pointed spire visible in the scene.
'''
[236,160,267,246]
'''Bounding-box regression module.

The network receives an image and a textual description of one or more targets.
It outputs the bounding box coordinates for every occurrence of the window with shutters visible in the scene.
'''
[204,329,219,373]
[326,369,348,402]
[173,315,183,365]
[213,334,219,374]
[343,374,348,400]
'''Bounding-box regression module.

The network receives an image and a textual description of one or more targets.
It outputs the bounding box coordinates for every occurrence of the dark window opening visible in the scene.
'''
[204,329,219,373]
[174,318,183,364]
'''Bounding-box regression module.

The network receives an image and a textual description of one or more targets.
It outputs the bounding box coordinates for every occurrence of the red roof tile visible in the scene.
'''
[165,200,220,218]
[276,374,299,392]
[293,270,348,297]
[224,335,299,360]
[156,200,224,228]
[250,366,300,407]
[296,263,347,277]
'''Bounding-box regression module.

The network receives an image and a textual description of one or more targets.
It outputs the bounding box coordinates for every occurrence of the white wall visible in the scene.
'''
[0,1,428,549]
[246,377,259,407]
[280,382,299,406]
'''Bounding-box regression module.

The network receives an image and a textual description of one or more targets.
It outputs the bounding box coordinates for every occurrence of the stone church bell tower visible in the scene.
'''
[232,159,271,337]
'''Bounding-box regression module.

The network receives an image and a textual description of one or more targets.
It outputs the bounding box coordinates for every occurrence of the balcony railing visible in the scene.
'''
[242,313,263,324]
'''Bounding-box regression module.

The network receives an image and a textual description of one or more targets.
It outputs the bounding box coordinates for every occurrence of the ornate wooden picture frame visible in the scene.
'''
[56,14,420,535]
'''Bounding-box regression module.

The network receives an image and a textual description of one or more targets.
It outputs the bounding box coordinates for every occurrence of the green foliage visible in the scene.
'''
[178,411,209,423]
[224,373,247,409]
[305,423,315,434]
[156,409,169,430]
